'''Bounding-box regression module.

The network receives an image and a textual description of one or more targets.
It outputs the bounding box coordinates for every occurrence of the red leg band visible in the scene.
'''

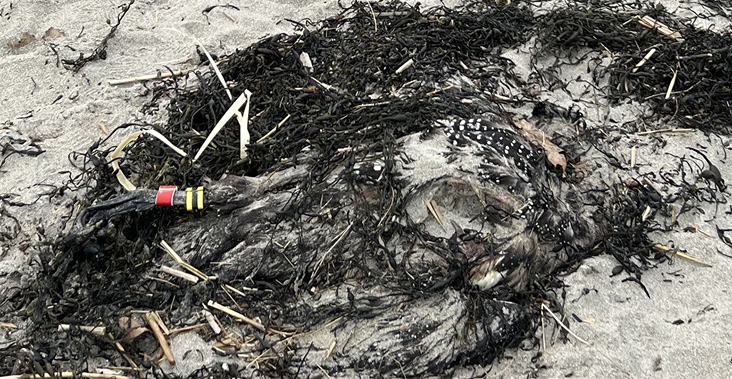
[155,186,177,206]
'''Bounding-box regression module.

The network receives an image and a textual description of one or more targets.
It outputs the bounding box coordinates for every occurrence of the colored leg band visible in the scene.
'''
[186,188,193,211]
[197,187,204,209]
[155,186,177,206]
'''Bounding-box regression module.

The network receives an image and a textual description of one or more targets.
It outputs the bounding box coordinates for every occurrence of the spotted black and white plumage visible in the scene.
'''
[352,158,386,184]
[445,118,538,198]
[444,118,542,180]
[342,116,594,291]
[441,118,585,290]
[443,118,573,240]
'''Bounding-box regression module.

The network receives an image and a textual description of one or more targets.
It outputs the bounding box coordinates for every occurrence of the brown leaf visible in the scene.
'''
[123,327,150,341]
[8,32,36,51]
[119,316,150,341]
[44,27,65,40]
[513,119,567,171]
[119,315,144,329]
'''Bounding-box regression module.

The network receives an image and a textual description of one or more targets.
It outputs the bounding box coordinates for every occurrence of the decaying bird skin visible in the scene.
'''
[71,112,608,376]
[149,117,603,375]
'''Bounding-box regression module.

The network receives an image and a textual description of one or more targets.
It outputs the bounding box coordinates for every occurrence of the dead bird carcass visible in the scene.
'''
[73,110,607,375]
[25,1,626,376]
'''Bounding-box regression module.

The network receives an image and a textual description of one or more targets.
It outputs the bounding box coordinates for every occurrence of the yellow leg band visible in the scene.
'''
[186,188,193,211]
[197,187,204,209]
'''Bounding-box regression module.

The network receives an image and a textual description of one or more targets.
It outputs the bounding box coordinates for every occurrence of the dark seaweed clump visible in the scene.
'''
[1,0,729,377]
[530,0,732,133]
[608,28,732,133]
[123,0,535,191]
[1,1,543,377]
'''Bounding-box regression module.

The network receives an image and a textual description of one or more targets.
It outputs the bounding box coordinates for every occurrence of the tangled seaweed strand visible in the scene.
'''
[593,182,665,295]
[121,0,535,189]
[1,2,542,377]
[2,1,721,377]
[694,0,732,16]
[608,28,732,133]
[532,0,732,134]
[532,0,675,64]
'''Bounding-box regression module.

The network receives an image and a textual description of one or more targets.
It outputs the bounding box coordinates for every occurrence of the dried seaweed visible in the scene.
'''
[3,2,543,377]
[1,1,728,378]
[608,28,732,133]
[0,136,44,170]
[530,0,732,133]
[61,0,135,72]
[117,0,534,189]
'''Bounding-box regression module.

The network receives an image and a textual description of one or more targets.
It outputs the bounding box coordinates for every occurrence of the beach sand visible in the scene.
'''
[1,0,731,377]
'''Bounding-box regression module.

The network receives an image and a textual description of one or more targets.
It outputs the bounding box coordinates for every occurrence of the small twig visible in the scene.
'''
[637,15,683,41]
[324,339,337,360]
[395,58,414,74]
[207,301,266,332]
[108,70,191,85]
[377,188,397,228]
[376,11,411,17]
[425,85,453,97]
[310,77,339,92]
[490,92,515,102]
[113,341,138,370]
[245,350,272,370]
[541,304,589,345]
[202,307,222,335]
[653,244,712,267]
[146,312,175,364]
[145,275,179,289]
[193,92,250,162]
[632,48,656,73]
[312,223,354,277]
[424,199,444,226]
[317,364,333,379]
[641,205,652,221]
[240,90,253,159]
[366,1,378,32]
[159,265,199,283]
[641,178,665,198]
[354,101,391,109]
[160,240,212,281]
[222,12,237,23]
[167,323,206,337]
[150,311,170,336]
[693,226,714,238]
[630,146,637,168]
[222,284,255,297]
[57,324,106,337]
[665,69,678,100]
[636,128,693,136]
[678,52,713,60]
[256,114,289,143]
[166,29,231,100]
